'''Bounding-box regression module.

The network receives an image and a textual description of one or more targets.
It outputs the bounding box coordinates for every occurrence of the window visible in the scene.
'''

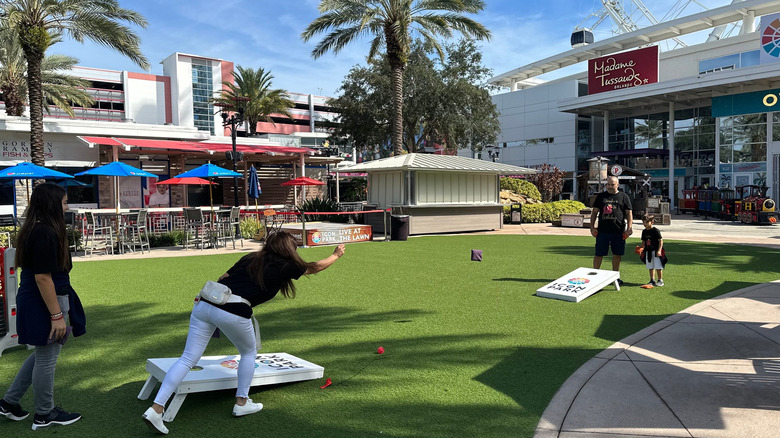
[191,63,214,135]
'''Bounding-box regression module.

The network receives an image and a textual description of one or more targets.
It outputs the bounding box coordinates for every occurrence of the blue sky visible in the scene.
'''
[55,0,732,96]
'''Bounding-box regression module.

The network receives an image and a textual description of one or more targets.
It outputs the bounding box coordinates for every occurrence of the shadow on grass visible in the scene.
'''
[543,240,780,275]
[671,280,760,301]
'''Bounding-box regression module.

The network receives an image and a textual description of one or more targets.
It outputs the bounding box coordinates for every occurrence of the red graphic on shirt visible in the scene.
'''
[604,205,613,214]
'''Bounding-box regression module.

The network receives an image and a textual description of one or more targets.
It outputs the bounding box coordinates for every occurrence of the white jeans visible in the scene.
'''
[154,301,257,406]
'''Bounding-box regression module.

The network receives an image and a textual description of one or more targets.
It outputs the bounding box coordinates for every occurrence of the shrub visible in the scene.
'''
[240,217,263,238]
[500,177,541,200]
[148,231,187,248]
[299,196,350,223]
[0,226,17,248]
[511,200,586,224]
[67,226,82,251]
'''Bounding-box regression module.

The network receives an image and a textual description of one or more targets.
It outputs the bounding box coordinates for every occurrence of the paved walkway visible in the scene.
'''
[72,214,780,437]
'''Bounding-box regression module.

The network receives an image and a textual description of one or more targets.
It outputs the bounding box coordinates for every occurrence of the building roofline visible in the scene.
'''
[489,0,780,88]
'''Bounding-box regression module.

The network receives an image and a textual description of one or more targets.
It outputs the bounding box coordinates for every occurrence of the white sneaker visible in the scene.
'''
[142,407,169,435]
[656,279,665,286]
[232,399,263,417]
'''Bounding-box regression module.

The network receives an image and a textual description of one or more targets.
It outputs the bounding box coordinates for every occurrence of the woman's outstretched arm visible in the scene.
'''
[305,244,345,275]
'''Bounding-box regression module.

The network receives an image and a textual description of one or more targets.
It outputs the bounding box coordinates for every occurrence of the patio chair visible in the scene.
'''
[183,208,212,250]
[123,209,151,253]
[262,209,283,240]
[223,206,243,249]
[84,211,114,256]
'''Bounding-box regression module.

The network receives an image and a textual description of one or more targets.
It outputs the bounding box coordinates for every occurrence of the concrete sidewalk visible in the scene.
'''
[535,280,780,438]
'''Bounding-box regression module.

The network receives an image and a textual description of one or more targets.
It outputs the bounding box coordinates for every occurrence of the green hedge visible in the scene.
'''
[503,200,586,224]
[500,177,541,200]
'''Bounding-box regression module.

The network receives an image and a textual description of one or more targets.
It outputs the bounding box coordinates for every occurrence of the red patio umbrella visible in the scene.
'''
[280,176,325,186]
[155,177,217,185]
[281,176,325,205]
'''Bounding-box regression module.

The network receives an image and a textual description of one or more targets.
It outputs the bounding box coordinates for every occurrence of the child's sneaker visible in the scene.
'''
[656,279,664,286]
[0,399,29,421]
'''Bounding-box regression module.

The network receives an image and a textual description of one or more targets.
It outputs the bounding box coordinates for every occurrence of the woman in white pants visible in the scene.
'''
[143,231,345,434]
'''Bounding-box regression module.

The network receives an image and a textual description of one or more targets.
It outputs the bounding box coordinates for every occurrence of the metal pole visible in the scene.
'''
[232,117,239,207]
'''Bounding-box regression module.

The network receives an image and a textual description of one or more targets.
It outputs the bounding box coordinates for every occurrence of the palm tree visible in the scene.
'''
[1,0,149,167]
[211,66,294,136]
[302,0,490,156]
[0,30,94,117]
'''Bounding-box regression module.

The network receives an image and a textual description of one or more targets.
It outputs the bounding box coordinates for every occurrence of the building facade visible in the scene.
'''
[0,52,341,211]
[487,0,780,205]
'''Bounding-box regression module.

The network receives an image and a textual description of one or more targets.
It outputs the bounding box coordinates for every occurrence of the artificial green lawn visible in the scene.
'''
[1,235,778,437]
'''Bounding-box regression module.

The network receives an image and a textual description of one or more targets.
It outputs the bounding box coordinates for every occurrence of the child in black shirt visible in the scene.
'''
[640,214,665,288]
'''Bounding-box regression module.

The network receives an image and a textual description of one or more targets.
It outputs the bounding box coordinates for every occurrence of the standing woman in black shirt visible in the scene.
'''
[143,231,345,435]
[0,183,84,430]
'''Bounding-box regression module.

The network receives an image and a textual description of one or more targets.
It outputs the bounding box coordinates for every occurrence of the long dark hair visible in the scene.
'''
[247,230,314,298]
[15,183,70,271]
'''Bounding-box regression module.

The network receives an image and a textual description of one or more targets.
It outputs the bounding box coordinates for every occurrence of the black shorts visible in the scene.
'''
[595,232,626,256]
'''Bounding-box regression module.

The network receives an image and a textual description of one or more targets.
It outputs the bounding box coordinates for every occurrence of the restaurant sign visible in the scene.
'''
[588,46,659,94]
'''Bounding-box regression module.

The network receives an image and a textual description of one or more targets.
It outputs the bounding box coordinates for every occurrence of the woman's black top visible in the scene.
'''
[17,222,86,345]
[213,252,307,318]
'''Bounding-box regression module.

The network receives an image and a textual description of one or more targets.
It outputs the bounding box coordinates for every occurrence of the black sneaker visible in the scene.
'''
[31,406,81,430]
[0,399,29,421]
[617,279,624,286]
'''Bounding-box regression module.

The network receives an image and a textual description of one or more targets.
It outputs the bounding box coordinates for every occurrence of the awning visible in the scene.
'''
[115,138,206,152]
[78,136,205,152]
[78,136,318,156]
[198,142,317,155]
[79,136,124,147]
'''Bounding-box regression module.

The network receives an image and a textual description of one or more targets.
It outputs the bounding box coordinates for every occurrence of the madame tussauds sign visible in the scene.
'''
[588,46,659,94]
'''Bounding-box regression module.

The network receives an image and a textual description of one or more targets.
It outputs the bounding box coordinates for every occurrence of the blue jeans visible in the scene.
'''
[4,295,70,415]
[153,301,257,406]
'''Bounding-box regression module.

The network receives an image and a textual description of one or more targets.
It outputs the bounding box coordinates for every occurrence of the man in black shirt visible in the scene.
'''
[590,176,633,280]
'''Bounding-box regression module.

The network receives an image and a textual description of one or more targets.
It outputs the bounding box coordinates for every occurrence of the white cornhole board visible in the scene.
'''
[137,353,323,421]
[536,267,620,302]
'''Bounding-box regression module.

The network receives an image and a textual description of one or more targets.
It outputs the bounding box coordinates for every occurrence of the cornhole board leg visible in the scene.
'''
[137,375,159,400]
[536,267,621,302]
[164,394,187,422]
[138,353,324,422]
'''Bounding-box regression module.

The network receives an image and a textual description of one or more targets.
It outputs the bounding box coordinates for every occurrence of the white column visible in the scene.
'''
[603,110,609,152]
[668,102,675,203]
[335,171,340,203]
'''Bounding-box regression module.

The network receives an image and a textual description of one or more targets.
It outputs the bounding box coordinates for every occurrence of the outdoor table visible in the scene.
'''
[137,353,324,421]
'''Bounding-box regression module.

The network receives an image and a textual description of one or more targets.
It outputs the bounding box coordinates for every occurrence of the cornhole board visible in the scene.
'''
[536,267,620,302]
[137,353,323,421]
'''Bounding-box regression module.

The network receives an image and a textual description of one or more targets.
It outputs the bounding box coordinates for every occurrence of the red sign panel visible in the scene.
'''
[588,46,659,94]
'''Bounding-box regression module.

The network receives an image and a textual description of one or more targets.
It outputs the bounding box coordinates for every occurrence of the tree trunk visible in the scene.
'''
[390,63,405,156]
[1,84,25,117]
[25,48,45,168]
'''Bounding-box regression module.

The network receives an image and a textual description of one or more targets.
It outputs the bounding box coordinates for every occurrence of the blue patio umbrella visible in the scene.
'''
[75,161,157,223]
[0,162,73,179]
[175,164,241,211]
[175,163,241,179]
[247,165,261,226]
[0,162,74,226]
[75,161,157,178]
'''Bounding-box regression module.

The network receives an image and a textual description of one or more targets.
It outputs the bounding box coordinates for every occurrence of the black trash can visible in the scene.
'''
[390,215,410,241]
[510,204,523,224]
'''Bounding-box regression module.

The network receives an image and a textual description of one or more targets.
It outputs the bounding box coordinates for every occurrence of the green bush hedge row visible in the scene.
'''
[503,200,586,224]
